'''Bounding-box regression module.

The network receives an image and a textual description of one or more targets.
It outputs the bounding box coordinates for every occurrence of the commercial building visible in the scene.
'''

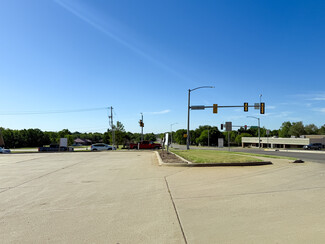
[242,135,325,148]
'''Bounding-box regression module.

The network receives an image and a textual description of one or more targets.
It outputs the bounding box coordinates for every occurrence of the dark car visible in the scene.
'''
[303,143,323,150]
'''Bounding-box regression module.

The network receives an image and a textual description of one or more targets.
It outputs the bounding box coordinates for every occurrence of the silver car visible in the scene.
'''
[90,143,116,151]
[0,147,11,153]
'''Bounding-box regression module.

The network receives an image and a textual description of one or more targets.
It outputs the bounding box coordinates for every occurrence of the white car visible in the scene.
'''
[0,147,11,154]
[90,143,116,151]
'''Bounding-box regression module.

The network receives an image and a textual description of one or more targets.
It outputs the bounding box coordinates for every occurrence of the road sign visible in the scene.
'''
[191,105,205,110]
[225,122,232,131]
[254,103,260,109]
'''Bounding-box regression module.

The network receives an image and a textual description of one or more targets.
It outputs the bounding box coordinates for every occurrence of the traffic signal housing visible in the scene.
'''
[213,104,218,113]
[139,120,144,127]
[260,102,265,114]
[244,102,248,112]
[220,124,224,130]
[244,125,247,130]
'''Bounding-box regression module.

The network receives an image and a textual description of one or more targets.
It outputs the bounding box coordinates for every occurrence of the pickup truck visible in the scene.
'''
[38,144,70,152]
[129,141,162,149]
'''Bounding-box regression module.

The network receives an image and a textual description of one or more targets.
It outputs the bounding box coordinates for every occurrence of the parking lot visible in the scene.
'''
[1,151,325,243]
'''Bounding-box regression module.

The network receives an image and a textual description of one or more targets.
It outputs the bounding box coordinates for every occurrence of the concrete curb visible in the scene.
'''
[264,149,325,154]
[155,151,272,167]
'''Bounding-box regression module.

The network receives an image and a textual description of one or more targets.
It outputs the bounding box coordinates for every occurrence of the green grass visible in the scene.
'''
[171,149,263,164]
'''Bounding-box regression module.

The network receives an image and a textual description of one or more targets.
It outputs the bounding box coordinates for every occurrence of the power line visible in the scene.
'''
[0,107,108,115]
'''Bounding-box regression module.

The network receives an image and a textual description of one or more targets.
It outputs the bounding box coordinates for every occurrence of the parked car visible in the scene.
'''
[0,147,11,153]
[91,143,116,151]
[303,143,323,150]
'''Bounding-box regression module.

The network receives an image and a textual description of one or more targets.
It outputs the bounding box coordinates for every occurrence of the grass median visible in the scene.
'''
[171,149,264,164]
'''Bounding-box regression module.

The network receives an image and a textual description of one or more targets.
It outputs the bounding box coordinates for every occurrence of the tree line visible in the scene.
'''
[0,121,157,148]
[168,122,325,147]
[1,121,324,148]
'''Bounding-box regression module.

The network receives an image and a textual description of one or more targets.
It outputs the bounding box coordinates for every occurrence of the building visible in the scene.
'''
[73,138,92,146]
[242,135,325,149]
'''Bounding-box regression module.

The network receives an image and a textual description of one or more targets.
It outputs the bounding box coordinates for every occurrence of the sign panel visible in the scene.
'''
[60,138,68,147]
[191,105,205,110]
[254,103,260,110]
[225,122,232,132]
[164,133,169,146]
[218,138,224,148]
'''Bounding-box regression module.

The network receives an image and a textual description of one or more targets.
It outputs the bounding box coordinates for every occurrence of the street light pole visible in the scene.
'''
[247,116,261,148]
[187,86,215,150]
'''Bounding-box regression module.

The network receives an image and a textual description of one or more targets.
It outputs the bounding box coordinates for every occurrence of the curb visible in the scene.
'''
[264,149,325,154]
[155,151,272,167]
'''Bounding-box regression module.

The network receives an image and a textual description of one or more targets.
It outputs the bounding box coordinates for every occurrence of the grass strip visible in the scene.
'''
[172,149,263,164]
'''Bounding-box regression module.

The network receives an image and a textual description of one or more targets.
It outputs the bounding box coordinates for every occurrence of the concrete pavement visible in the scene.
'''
[1,152,325,243]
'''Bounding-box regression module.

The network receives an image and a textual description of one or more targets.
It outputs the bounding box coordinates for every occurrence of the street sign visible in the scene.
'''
[191,105,205,110]
[254,103,260,110]
[250,126,258,129]
[225,122,232,131]
[266,130,270,136]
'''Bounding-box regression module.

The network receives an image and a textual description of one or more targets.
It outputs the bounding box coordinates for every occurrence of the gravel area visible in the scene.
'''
[159,150,185,164]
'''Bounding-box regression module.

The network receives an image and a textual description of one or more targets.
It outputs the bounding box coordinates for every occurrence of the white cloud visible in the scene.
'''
[312,108,325,113]
[145,109,171,115]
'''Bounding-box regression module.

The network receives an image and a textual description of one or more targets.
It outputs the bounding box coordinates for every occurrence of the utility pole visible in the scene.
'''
[208,129,210,147]
[141,113,144,142]
[109,107,115,148]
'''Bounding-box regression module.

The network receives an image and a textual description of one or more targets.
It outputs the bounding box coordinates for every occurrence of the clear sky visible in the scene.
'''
[1,0,325,134]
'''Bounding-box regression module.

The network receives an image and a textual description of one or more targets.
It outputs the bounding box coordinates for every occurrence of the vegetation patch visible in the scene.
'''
[172,149,263,164]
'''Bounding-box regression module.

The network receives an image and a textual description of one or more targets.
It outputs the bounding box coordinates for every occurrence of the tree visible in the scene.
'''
[288,121,305,137]
[304,124,318,135]
[144,133,156,141]
[278,122,292,138]
[319,125,325,135]
[174,129,187,145]
[235,133,252,145]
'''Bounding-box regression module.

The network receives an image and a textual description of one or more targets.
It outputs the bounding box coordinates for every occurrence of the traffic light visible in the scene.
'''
[139,120,144,127]
[244,125,247,130]
[260,102,265,114]
[244,102,248,112]
[213,104,218,113]
[220,124,224,130]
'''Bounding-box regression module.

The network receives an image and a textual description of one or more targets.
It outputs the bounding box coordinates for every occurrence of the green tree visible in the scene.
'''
[304,124,318,135]
[278,122,292,138]
[144,133,156,141]
[318,124,325,135]
[174,129,187,145]
[235,133,252,145]
[288,121,305,137]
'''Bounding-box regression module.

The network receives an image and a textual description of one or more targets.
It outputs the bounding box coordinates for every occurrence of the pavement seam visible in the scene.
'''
[0,161,86,194]
[164,176,188,244]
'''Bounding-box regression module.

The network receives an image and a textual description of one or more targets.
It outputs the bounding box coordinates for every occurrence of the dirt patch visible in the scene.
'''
[159,150,185,164]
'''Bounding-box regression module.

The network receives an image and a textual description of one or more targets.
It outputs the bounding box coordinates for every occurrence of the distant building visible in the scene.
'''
[242,135,325,148]
[73,138,92,146]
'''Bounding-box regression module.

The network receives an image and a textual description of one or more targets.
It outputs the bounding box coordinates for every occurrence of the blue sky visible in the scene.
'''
[1,0,325,134]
